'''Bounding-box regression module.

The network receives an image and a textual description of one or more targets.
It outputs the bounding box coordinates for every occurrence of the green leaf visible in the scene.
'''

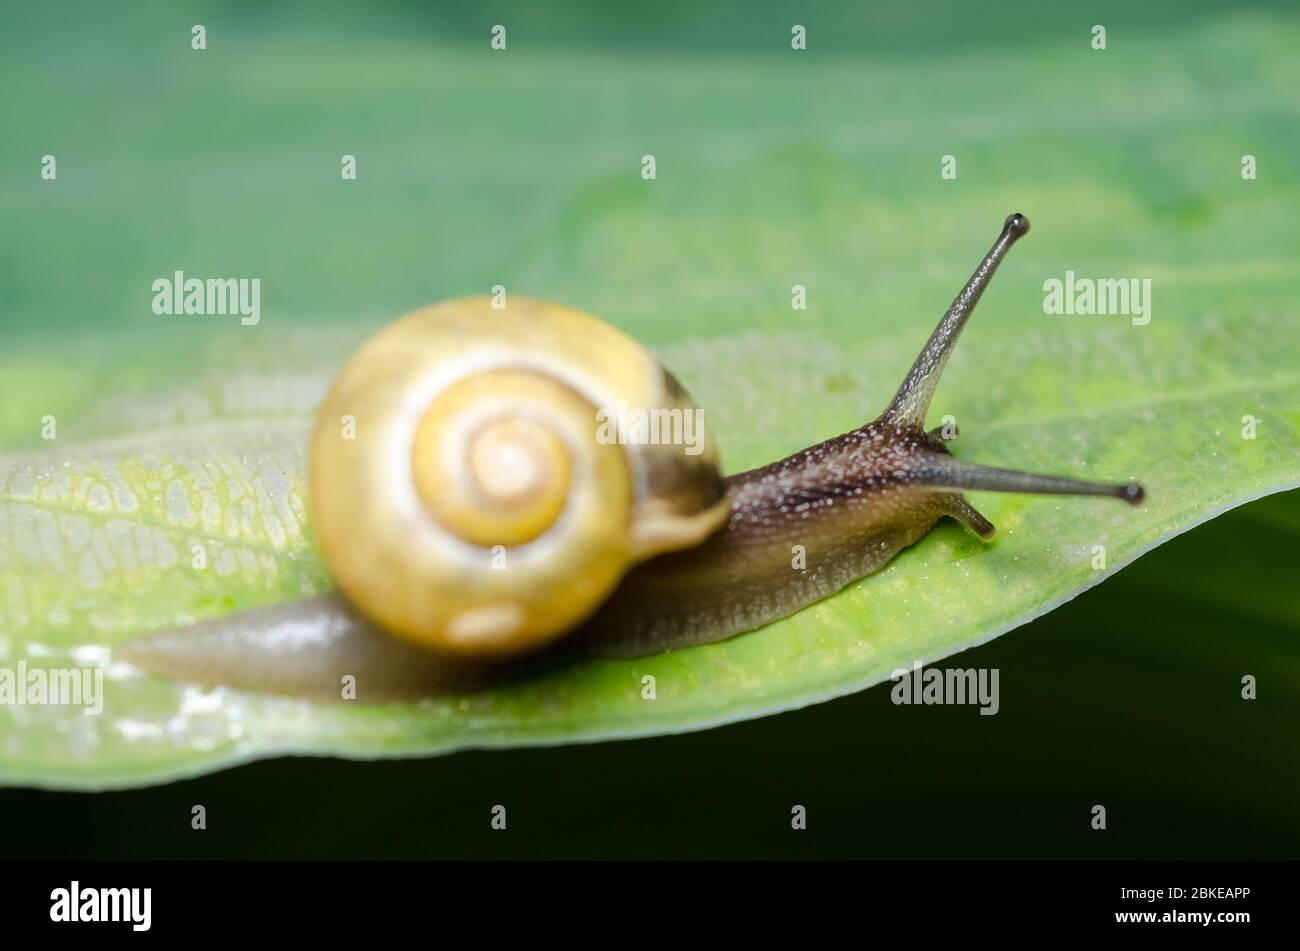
[2,6,1298,788]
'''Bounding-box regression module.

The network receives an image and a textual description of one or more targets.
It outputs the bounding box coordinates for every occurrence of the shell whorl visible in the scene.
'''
[309,297,730,658]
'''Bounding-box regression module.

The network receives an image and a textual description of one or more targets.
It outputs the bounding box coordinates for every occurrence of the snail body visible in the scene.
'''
[124,214,1145,698]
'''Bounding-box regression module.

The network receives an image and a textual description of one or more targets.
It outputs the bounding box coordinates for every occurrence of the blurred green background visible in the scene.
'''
[1,0,1297,855]
[4,0,1298,445]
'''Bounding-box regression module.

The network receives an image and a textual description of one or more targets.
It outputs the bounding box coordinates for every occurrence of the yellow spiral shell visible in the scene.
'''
[309,297,730,658]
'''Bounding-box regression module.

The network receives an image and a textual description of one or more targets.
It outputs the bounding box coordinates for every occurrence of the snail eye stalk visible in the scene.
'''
[877,212,1143,509]
[882,213,1030,431]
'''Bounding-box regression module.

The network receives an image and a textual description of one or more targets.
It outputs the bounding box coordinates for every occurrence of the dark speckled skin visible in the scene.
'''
[579,423,963,656]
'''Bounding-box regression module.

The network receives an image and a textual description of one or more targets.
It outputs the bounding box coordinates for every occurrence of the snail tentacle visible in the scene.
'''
[946,496,996,540]
[882,213,1030,430]
[907,451,1145,506]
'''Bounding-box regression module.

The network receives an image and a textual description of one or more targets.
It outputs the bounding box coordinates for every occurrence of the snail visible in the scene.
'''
[122,214,1145,699]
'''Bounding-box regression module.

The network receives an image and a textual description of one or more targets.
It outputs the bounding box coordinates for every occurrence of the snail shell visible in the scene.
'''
[310,297,729,658]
